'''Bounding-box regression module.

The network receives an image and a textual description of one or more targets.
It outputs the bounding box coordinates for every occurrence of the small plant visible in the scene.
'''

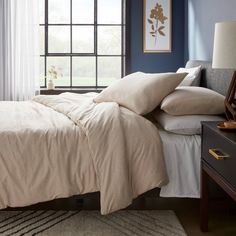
[48,65,63,80]
[148,2,168,44]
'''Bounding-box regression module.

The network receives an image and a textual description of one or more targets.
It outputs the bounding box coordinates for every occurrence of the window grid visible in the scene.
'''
[40,0,126,88]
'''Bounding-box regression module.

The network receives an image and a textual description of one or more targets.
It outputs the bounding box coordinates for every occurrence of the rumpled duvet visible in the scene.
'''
[0,92,168,214]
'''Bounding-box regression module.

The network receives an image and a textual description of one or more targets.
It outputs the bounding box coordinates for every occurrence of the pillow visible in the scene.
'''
[177,66,202,86]
[154,110,225,135]
[161,86,225,115]
[94,72,187,115]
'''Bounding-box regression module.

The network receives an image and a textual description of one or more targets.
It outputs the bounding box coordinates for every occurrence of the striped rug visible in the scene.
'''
[0,210,187,236]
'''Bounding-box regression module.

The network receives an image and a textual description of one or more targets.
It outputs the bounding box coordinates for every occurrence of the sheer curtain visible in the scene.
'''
[0,0,40,101]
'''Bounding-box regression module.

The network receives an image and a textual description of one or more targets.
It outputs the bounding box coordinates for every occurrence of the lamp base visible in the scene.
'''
[225,71,236,121]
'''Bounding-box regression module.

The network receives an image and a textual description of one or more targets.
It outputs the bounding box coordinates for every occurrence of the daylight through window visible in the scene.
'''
[39,0,126,88]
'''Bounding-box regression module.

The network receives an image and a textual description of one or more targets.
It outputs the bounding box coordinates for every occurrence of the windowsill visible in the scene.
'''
[40,88,103,95]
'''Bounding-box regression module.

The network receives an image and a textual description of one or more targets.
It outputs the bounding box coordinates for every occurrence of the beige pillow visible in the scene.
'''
[94,72,187,115]
[161,86,225,115]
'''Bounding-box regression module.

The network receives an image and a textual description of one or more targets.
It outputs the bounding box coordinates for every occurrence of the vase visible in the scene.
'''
[47,79,55,90]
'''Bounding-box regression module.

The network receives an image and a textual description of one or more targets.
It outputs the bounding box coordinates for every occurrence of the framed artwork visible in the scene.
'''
[143,0,172,53]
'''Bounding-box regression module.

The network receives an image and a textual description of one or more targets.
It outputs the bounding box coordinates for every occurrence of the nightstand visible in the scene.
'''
[200,121,236,232]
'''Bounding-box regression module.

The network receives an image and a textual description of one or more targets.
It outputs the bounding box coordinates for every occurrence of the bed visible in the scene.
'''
[0,60,233,214]
[156,60,233,198]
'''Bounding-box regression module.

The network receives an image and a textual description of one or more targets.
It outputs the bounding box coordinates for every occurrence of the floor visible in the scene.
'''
[12,191,236,236]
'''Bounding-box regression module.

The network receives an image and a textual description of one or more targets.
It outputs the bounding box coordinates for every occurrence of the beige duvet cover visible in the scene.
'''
[0,92,168,214]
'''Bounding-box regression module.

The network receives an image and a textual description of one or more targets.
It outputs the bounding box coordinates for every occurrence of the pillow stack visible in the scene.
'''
[154,86,225,135]
[94,70,226,136]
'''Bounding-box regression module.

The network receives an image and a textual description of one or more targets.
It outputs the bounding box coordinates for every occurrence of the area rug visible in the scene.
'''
[0,210,187,236]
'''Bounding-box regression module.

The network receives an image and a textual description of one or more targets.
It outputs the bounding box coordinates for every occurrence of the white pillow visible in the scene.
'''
[177,66,202,86]
[94,72,187,115]
[154,110,225,135]
[161,86,225,115]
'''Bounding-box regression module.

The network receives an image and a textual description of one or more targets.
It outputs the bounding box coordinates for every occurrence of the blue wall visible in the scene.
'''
[129,0,236,71]
[186,0,236,61]
[129,0,186,73]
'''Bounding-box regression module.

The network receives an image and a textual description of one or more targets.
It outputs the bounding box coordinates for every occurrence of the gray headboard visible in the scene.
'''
[185,60,234,96]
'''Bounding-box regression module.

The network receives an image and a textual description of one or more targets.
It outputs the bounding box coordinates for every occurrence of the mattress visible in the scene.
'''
[158,126,201,198]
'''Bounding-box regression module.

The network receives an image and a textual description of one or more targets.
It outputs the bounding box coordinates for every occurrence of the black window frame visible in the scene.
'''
[40,0,130,89]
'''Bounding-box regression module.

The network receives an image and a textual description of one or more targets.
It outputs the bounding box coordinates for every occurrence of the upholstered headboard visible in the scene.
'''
[185,60,234,96]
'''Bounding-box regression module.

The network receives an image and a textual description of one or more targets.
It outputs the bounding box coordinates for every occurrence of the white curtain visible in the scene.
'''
[0,0,40,101]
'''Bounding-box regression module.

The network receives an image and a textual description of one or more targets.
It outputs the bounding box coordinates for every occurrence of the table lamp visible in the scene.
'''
[212,21,236,121]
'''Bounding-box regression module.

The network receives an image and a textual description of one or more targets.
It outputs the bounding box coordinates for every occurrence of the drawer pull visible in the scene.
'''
[209,149,229,160]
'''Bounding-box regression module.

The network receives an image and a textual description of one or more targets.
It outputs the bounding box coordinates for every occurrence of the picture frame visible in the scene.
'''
[143,0,172,53]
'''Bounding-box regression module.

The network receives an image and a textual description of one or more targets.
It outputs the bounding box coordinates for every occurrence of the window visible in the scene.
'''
[40,0,127,88]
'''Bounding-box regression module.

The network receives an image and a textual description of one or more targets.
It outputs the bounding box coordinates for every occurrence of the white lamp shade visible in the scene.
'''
[212,21,236,69]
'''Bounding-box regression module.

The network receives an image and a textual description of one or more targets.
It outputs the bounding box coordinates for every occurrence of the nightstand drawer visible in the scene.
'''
[202,126,236,190]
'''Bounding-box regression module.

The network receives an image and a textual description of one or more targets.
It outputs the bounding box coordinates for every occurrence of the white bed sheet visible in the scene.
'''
[158,127,201,198]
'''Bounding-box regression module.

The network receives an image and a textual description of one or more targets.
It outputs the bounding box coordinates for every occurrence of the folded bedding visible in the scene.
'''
[0,92,168,214]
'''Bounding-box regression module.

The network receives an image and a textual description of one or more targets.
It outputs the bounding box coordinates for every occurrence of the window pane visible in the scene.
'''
[98,26,121,55]
[72,57,96,86]
[72,0,94,24]
[98,0,122,24]
[48,0,70,23]
[40,57,45,87]
[41,0,125,88]
[39,0,45,24]
[98,57,121,86]
[48,26,70,53]
[39,26,45,55]
[47,57,70,86]
[72,26,94,53]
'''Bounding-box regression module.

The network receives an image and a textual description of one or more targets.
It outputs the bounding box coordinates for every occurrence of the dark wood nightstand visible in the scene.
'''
[200,121,236,232]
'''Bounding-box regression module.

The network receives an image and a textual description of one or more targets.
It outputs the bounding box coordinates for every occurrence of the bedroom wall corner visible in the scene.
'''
[129,0,185,74]
[186,0,236,61]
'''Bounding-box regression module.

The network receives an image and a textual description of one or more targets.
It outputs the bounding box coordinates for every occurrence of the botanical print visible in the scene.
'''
[144,0,171,52]
[148,2,168,44]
